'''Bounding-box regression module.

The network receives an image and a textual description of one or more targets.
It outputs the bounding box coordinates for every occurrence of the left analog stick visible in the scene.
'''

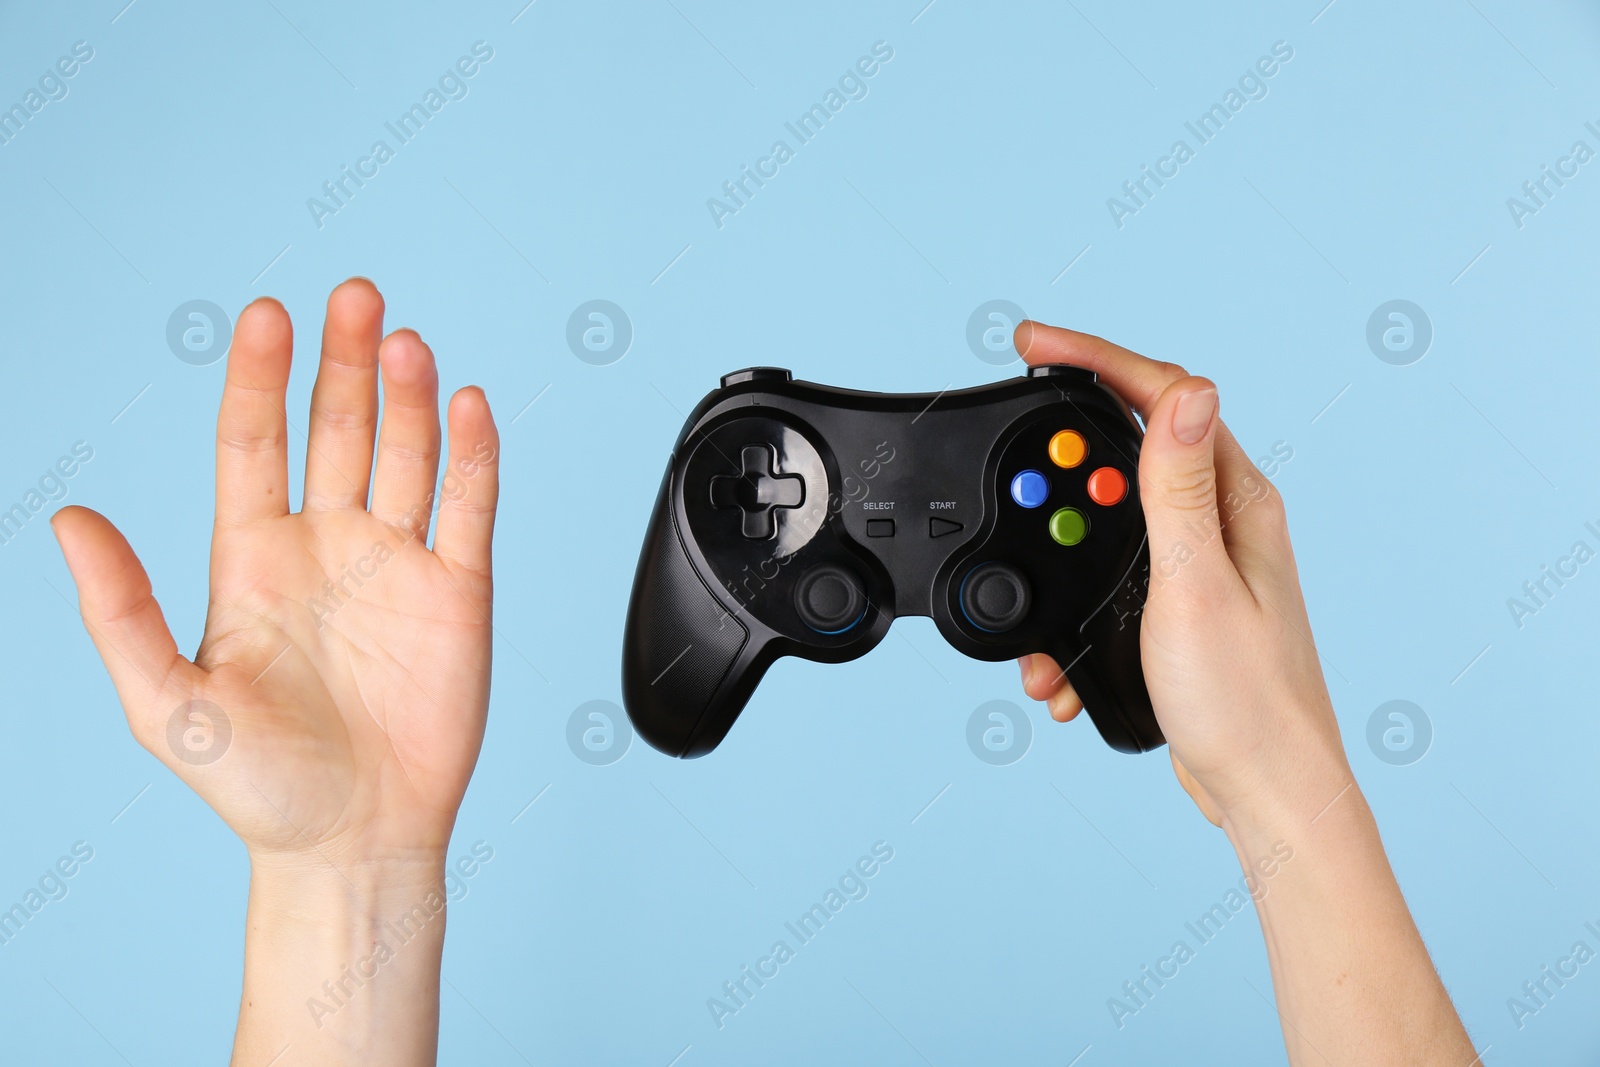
[794,564,867,634]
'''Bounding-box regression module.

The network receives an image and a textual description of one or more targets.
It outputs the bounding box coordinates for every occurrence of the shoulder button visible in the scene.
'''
[1027,364,1097,384]
[721,367,792,387]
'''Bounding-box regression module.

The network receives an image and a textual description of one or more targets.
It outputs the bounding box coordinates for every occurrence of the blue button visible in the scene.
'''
[1009,469,1049,508]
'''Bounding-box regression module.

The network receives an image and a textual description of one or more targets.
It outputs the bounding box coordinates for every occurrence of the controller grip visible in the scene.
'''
[622,486,751,757]
[1065,550,1164,753]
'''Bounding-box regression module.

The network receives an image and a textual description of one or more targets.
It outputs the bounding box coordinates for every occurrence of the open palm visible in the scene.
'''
[54,279,499,867]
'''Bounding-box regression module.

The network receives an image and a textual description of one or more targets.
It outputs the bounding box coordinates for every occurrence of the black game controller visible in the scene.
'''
[621,365,1162,758]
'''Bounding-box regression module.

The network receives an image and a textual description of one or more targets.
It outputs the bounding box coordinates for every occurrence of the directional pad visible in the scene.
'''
[709,444,806,540]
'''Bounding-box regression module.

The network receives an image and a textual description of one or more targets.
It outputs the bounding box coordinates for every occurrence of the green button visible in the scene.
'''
[1049,507,1087,546]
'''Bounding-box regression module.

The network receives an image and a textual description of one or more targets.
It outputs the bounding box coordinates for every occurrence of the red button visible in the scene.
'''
[1086,467,1126,506]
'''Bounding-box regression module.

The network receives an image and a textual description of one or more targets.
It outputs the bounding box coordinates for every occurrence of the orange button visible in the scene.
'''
[1048,430,1086,468]
[1086,467,1127,506]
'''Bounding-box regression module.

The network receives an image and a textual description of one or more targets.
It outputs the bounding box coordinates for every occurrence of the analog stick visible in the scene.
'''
[794,564,867,634]
[959,562,1031,633]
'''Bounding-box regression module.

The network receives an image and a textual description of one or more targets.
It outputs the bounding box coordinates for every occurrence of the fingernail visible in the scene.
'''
[1172,387,1217,445]
[1018,655,1034,689]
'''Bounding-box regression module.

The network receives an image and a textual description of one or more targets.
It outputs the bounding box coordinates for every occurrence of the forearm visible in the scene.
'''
[231,854,448,1067]
[1225,759,1474,1066]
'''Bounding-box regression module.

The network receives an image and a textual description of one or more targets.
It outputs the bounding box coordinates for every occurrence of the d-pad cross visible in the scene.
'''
[709,444,806,540]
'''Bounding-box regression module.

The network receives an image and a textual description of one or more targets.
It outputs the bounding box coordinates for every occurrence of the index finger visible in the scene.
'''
[216,298,294,526]
[1014,321,1187,421]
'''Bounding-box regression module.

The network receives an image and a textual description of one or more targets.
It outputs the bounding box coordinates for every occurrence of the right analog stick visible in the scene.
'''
[794,564,867,634]
[959,562,1031,633]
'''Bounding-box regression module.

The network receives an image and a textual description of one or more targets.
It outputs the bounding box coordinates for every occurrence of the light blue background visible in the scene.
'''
[1,0,1597,1063]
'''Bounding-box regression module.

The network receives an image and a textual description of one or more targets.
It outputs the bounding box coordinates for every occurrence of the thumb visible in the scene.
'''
[51,506,197,736]
[1138,377,1238,598]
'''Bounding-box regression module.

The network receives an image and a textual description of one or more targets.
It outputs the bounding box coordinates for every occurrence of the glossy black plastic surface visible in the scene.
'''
[621,365,1162,758]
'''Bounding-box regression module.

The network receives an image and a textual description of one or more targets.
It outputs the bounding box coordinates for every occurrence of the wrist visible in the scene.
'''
[247,847,448,911]
[1217,751,1391,902]
[235,850,449,1063]
[244,849,452,970]
[1216,746,1365,852]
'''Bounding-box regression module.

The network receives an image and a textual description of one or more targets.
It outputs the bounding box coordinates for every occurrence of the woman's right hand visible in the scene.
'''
[1012,321,1350,831]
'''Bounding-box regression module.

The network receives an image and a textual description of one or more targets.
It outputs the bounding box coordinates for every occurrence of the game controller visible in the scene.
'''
[621,365,1162,758]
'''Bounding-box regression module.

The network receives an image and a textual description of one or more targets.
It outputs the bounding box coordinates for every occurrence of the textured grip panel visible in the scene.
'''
[622,490,749,757]
[1071,548,1164,753]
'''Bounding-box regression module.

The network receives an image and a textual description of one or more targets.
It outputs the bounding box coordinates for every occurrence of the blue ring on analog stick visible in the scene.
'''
[1009,469,1050,508]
